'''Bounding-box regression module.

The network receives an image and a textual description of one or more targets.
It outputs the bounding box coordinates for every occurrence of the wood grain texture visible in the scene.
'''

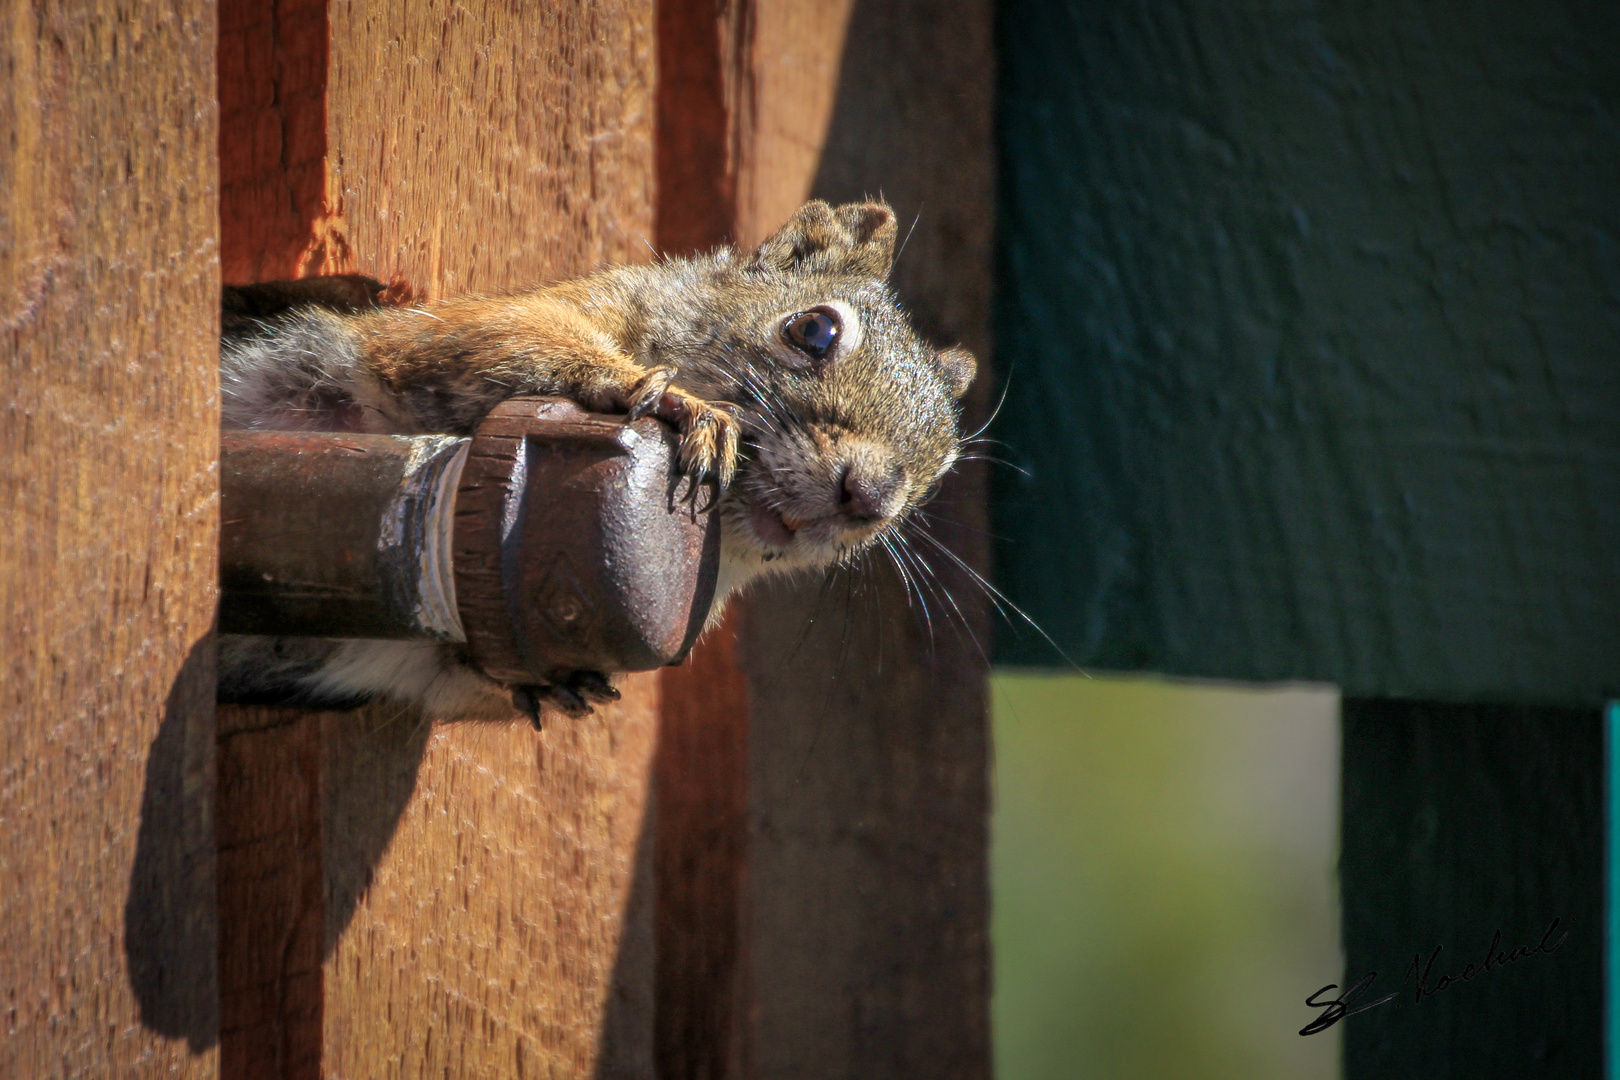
[656,619,751,1080]
[325,0,655,299]
[216,709,324,1080]
[218,0,332,282]
[655,0,748,255]
[652,10,755,1073]
[321,689,657,1080]
[214,2,661,1076]
[0,0,221,1076]
[316,5,659,1067]
[738,1,997,1076]
[733,0,854,249]
[216,13,334,1075]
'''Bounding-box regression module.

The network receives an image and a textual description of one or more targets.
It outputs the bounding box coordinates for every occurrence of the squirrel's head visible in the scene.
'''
[652,200,976,590]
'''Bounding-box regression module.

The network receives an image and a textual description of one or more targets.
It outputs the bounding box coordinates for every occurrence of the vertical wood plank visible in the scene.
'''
[215,10,335,1078]
[656,622,752,1080]
[652,5,755,1074]
[735,1,997,1075]
[215,710,324,1080]
[655,0,748,255]
[217,0,331,282]
[316,4,658,1073]
[320,688,657,1079]
[213,2,660,1076]
[0,0,221,1076]
[731,0,854,248]
[324,0,655,299]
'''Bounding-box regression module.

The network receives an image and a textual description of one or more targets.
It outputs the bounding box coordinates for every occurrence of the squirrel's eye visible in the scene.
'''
[782,308,841,362]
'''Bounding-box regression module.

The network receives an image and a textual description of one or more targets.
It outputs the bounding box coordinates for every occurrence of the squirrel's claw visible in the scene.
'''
[512,685,547,730]
[665,394,740,494]
[568,670,621,705]
[625,365,677,421]
[621,368,740,499]
[511,670,620,728]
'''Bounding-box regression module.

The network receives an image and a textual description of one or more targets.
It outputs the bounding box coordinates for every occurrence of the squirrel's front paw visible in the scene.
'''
[619,366,740,498]
[511,671,621,729]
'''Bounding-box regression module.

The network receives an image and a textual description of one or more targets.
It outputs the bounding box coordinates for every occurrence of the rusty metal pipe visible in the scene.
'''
[220,431,468,640]
[220,398,721,680]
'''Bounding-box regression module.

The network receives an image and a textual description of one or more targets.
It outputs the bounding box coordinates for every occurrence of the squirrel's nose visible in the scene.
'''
[837,462,901,522]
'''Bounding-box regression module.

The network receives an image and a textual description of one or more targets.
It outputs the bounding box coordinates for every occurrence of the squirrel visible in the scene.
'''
[217,200,976,724]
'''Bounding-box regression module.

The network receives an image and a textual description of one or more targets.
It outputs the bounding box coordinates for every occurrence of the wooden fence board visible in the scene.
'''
[320,690,657,1079]
[656,622,751,1080]
[325,0,655,296]
[1,1,221,1075]
[651,4,754,1075]
[215,709,323,1080]
[316,4,659,1067]
[736,1,997,1075]
[218,0,330,282]
[214,3,659,1075]
[651,3,996,1074]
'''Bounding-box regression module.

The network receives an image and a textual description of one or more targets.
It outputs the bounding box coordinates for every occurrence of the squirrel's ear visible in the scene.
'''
[754,200,898,277]
[833,202,898,275]
[937,345,977,399]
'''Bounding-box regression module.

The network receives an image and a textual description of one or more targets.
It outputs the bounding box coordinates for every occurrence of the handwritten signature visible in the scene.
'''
[1299,916,1568,1036]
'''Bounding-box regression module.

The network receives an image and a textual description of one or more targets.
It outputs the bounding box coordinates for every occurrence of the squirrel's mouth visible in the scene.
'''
[747,505,799,548]
[730,457,892,560]
[743,501,885,557]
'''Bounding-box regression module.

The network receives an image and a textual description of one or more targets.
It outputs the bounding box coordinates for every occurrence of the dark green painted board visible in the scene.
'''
[992,0,1620,701]
[1339,700,1602,1077]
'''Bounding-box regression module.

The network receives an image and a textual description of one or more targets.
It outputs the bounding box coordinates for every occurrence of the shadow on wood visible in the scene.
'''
[215,686,659,1078]
[125,637,221,1052]
[595,767,658,1080]
[214,702,429,1078]
[734,0,996,1074]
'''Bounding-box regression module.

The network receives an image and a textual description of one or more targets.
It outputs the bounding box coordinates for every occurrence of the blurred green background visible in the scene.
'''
[991,673,1341,1080]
